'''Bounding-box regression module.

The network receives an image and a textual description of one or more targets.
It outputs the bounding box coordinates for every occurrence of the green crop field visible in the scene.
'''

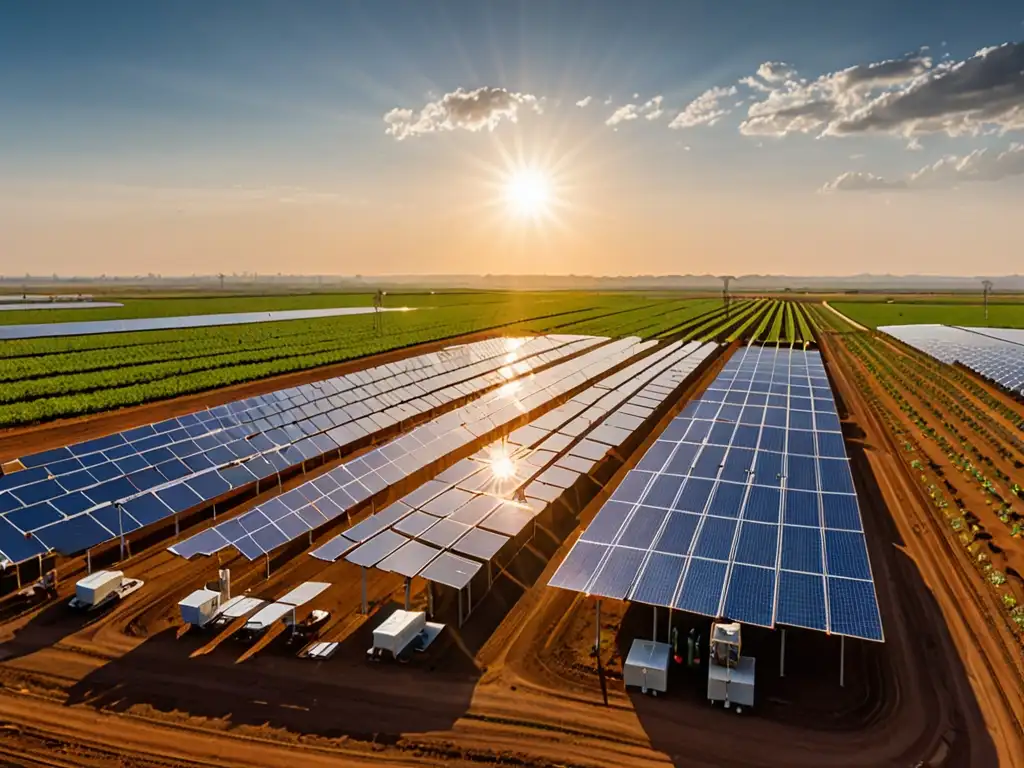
[834,301,1024,330]
[0,291,822,429]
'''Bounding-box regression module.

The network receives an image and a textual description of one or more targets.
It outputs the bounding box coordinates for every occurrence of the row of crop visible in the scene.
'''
[833,336,1024,634]
[727,300,773,341]
[0,300,608,427]
[678,299,764,342]
[841,333,1023,536]
[555,298,711,338]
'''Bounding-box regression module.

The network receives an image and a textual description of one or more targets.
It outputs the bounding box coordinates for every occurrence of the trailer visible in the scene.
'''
[623,639,670,695]
[368,609,426,661]
[178,588,222,628]
[237,582,331,642]
[69,570,144,611]
[179,569,232,628]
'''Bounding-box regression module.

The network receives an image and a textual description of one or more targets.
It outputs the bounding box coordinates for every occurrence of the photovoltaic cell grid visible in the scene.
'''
[548,345,884,642]
[172,335,657,561]
[0,334,597,566]
[880,324,1024,396]
[309,340,720,593]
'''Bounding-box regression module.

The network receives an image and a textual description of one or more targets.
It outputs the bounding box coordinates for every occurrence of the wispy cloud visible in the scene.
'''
[383,86,543,140]
[822,143,1024,191]
[606,95,664,126]
[669,86,738,129]
[575,96,593,108]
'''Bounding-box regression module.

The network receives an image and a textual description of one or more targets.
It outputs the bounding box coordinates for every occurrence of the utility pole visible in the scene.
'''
[373,289,385,335]
[721,276,735,319]
[982,279,993,323]
[218,273,225,291]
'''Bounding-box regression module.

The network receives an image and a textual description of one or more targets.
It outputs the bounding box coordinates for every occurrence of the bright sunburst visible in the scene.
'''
[504,167,552,218]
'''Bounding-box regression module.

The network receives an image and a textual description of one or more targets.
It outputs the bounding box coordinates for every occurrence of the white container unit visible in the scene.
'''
[370,610,426,660]
[623,639,671,695]
[73,570,123,608]
[178,588,222,627]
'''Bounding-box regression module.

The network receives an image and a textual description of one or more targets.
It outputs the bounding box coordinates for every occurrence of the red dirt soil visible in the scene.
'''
[0,334,1021,767]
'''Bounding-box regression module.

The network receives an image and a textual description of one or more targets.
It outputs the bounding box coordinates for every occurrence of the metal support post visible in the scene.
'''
[840,636,845,688]
[86,549,92,574]
[15,564,21,590]
[404,577,411,610]
[174,513,179,537]
[213,504,217,521]
[667,606,673,644]
[780,629,786,678]
[265,553,270,579]
[428,582,434,617]
[117,503,125,561]
[652,606,658,641]
[308,530,313,547]
[594,599,601,653]
[361,567,367,614]
[487,561,492,590]
[458,588,464,627]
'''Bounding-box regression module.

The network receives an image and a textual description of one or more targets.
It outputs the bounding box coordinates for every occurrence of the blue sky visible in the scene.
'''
[1,1,1023,276]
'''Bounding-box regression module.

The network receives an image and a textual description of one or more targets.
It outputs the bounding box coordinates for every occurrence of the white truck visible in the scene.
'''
[368,609,426,661]
[69,570,144,611]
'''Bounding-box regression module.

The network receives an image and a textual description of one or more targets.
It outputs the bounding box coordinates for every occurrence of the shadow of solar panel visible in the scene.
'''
[827,577,882,640]
[675,558,727,616]
[616,505,669,549]
[587,546,646,600]
[734,521,778,568]
[629,551,685,607]
[723,564,775,627]
[693,517,736,560]
[824,530,872,580]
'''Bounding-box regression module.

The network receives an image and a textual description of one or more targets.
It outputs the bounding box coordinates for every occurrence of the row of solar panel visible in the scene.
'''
[548,345,883,642]
[880,324,1024,395]
[6,334,575,483]
[307,341,719,593]
[0,336,597,565]
[169,336,660,562]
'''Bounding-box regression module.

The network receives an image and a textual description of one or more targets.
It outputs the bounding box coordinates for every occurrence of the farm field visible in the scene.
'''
[0,294,802,429]
[833,300,1024,330]
[0,294,1022,768]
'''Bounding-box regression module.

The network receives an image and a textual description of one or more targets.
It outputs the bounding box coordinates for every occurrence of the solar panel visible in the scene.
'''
[2,335,599,564]
[548,346,884,642]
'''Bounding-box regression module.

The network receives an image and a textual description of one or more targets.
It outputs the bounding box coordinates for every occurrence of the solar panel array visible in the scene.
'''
[0,306,414,341]
[310,341,718,595]
[880,324,1024,396]
[0,334,595,566]
[170,336,658,561]
[548,346,884,642]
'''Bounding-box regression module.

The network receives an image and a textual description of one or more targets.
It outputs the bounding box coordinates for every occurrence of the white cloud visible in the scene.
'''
[606,95,664,126]
[826,42,1024,137]
[740,53,934,137]
[757,61,797,83]
[606,104,640,126]
[383,86,543,140]
[576,96,592,108]
[669,86,739,129]
[603,96,613,105]
[822,143,1024,191]
[907,137,923,150]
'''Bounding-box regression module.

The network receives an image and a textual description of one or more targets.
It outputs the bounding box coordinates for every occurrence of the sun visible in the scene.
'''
[504,168,552,218]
